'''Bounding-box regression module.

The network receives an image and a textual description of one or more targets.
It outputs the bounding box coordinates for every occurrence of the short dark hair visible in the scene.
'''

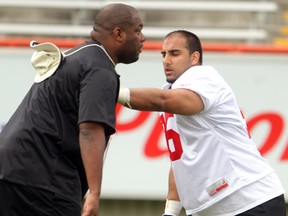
[165,30,203,64]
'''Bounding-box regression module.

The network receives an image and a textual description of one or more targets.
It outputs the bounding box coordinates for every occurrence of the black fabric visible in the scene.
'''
[0,40,119,206]
[0,180,81,216]
[185,195,286,216]
[236,194,286,216]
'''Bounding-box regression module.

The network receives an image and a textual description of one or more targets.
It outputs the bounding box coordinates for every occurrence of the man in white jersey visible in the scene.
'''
[118,30,286,216]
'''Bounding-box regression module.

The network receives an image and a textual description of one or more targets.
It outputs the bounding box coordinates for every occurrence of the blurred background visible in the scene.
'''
[0,0,288,44]
[0,0,288,215]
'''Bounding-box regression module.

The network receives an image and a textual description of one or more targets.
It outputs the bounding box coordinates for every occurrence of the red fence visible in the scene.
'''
[1,37,288,54]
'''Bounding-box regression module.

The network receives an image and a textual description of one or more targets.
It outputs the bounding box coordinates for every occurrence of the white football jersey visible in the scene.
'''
[160,66,284,215]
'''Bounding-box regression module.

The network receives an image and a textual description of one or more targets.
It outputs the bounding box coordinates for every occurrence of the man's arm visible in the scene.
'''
[167,166,180,201]
[119,87,204,115]
[79,122,106,216]
[163,166,182,216]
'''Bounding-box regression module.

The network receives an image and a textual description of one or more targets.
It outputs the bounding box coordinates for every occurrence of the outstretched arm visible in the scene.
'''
[118,87,204,115]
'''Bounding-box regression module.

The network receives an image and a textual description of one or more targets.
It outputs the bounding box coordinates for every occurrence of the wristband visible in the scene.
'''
[163,199,182,216]
[118,87,131,108]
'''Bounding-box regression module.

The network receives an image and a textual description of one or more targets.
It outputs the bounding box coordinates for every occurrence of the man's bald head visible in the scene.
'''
[90,3,144,65]
[93,3,139,33]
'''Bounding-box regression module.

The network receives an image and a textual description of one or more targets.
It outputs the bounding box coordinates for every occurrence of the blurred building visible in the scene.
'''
[0,0,287,45]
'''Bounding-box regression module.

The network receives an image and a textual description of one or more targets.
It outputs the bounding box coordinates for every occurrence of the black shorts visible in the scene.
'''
[186,194,286,216]
[0,180,81,216]
[236,194,286,216]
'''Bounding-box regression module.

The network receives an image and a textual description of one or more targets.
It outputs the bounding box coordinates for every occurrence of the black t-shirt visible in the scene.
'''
[0,40,119,206]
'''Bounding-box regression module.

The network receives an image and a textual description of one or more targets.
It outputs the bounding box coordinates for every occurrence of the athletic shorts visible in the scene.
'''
[235,194,286,216]
[186,194,286,216]
[0,180,81,216]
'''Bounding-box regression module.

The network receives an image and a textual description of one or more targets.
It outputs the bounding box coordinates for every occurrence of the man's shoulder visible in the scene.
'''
[63,40,103,57]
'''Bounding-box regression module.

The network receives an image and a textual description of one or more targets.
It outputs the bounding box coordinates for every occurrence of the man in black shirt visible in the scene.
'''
[0,3,145,216]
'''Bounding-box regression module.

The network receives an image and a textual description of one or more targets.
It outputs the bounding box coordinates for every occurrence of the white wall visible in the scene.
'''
[0,48,287,201]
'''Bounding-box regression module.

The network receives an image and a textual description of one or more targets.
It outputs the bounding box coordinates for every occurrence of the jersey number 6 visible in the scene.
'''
[160,113,183,161]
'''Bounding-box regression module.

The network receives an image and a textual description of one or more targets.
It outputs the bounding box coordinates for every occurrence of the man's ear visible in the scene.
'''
[191,51,200,65]
[112,27,125,42]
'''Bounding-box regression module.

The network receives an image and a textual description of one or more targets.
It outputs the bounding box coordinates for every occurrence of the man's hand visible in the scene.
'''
[163,199,182,216]
[81,192,99,216]
[118,86,131,108]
